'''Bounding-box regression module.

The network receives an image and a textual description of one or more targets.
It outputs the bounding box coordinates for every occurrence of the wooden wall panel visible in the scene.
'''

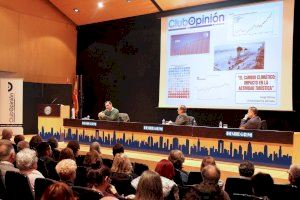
[0,1,77,84]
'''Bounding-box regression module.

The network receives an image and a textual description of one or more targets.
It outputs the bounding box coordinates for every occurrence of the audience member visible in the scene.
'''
[13,134,25,152]
[59,147,75,161]
[200,156,216,171]
[239,160,255,178]
[41,182,76,200]
[87,167,120,198]
[37,142,54,162]
[289,164,300,188]
[134,170,163,200]
[90,141,101,154]
[1,129,13,141]
[251,172,274,199]
[100,196,119,200]
[16,148,44,191]
[48,137,60,161]
[84,150,102,169]
[111,153,133,175]
[67,140,80,157]
[168,149,188,184]
[29,135,43,150]
[185,165,230,200]
[112,143,124,157]
[55,159,77,186]
[17,140,30,152]
[0,140,19,182]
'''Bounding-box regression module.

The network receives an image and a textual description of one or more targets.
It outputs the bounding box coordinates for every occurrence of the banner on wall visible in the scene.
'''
[0,78,23,135]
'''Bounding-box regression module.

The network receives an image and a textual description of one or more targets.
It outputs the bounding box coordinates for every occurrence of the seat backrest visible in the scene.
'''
[174,169,184,186]
[110,173,136,196]
[0,170,7,200]
[119,113,130,122]
[187,116,197,126]
[102,158,113,168]
[187,171,203,185]
[133,162,149,176]
[72,186,102,200]
[260,120,267,130]
[224,177,253,199]
[34,178,57,200]
[74,166,88,187]
[5,171,34,200]
[271,184,300,200]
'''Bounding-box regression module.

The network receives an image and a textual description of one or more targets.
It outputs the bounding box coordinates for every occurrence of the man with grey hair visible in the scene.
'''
[16,148,44,190]
[0,140,19,182]
[90,142,101,154]
[289,164,300,188]
[174,105,189,125]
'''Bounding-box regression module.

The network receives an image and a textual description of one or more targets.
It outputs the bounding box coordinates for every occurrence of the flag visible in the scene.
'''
[72,75,79,118]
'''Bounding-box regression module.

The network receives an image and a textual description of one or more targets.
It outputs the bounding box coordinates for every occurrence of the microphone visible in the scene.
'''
[51,97,58,104]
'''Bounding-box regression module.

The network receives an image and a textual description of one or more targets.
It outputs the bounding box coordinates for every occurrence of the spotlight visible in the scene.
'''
[73,8,79,13]
[98,2,104,8]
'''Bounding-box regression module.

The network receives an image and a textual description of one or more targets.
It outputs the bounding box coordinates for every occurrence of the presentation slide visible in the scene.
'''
[159,0,294,111]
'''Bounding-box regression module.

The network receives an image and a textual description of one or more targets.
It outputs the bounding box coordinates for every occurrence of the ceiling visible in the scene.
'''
[49,0,226,26]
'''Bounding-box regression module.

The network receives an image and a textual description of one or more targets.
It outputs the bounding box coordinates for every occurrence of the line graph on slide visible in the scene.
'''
[232,11,274,36]
[195,83,231,100]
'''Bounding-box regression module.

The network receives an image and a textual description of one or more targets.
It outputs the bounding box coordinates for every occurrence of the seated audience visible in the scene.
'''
[289,164,300,188]
[17,140,30,152]
[13,134,25,152]
[184,165,230,200]
[0,139,19,182]
[48,137,60,161]
[90,141,101,154]
[87,167,120,198]
[41,182,76,200]
[29,135,43,150]
[132,159,178,199]
[98,101,119,121]
[37,141,54,163]
[112,143,124,157]
[251,172,274,199]
[134,170,163,200]
[168,149,189,184]
[1,129,13,141]
[240,106,261,130]
[55,159,77,186]
[84,150,102,169]
[200,156,216,171]
[239,160,255,178]
[16,148,44,191]
[67,140,80,157]
[59,147,75,161]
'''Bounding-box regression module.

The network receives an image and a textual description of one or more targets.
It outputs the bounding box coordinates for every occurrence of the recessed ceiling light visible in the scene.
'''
[98,2,104,8]
[127,0,132,2]
[73,8,79,13]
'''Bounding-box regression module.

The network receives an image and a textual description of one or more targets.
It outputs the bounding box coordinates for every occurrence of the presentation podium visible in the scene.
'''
[38,104,70,141]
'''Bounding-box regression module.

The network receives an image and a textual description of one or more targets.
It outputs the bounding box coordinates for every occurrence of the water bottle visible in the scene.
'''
[87,115,90,119]
[219,121,223,128]
[162,119,166,124]
[193,119,196,126]
[71,108,75,119]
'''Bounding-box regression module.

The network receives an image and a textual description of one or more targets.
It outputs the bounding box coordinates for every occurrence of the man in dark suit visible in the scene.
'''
[240,107,261,129]
[174,105,189,125]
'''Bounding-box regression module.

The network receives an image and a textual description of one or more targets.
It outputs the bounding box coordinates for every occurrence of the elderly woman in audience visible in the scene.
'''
[87,167,120,198]
[59,147,75,161]
[29,135,43,150]
[90,141,101,154]
[41,182,76,200]
[168,149,189,185]
[1,129,13,141]
[55,159,77,186]
[289,164,300,188]
[239,160,255,178]
[184,165,230,200]
[16,148,44,191]
[200,156,224,188]
[17,140,30,152]
[84,150,102,169]
[134,170,163,200]
[13,134,25,152]
[132,159,178,199]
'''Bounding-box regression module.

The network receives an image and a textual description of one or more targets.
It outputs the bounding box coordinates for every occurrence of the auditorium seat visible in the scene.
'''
[110,172,136,196]
[187,116,197,126]
[232,193,264,200]
[72,186,103,200]
[260,120,267,130]
[133,162,149,176]
[74,166,88,187]
[224,177,253,199]
[5,171,34,200]
[174,169,184,186]
[119,113,130,122]
[35,178,57,200]
[186,171,203,185]
[76,155,86,166]
[102,158,113,168]
[271,184,300,200]
[0,170,7,200]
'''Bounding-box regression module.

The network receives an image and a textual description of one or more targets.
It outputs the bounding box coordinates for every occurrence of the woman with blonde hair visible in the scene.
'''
[135,170,163,200]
